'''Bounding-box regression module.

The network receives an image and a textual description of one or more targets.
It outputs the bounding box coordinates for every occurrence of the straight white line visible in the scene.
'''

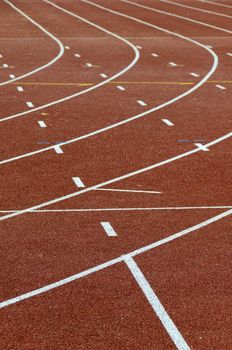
[86,62,93,67]
[9,74,15,79]
[196,0,232,10]
[1,207,232,309]
[54,145,63,154]
[0,0,140,123]
[136,45,142,49]
[100,73,108,78]
[101,222,118,236]
[2,0,64,87]
[125,257,190,350]
[72,177,85,188]
[95,188,162,194]
[0,54,2,58]
[117,85,126,91]
[151,53,159,57]
[17,86,24,92]
[38,120,47,128]
[194,143,209,151]
[206,45,213,49]
[215,84,226,90]
[65,46,70,49]
[26,101,34,108]
[226,53,232,57]
[3,63,8,68]
[137,100,147,106]
[162,118,174,126]
[74,53,81,58]
[190,72,199,77]
[169,62,178,67]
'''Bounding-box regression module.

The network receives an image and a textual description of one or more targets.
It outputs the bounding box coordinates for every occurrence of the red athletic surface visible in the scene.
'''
[1,0,232,349]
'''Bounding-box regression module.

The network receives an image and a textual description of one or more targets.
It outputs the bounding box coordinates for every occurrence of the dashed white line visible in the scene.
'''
[194,143,209,151]
[162,118,174,126]
[86,62,93,67]
[190,72,199,77]
[100,73,108,78]
[169,62,178,67]
[151,53,159,57]
[72,177,85,188]
[74,53,81,58]
[0,54,2,58]
[137,100,147,106]
[38,120,47,128]
[136,45,142,49]
[3,63,8,68]
[101,222,118,236]
[226,53,232,57]
[54,145,63,154]
[17,86,24,92]
[65,46,70,49]
[117,85,126,91]
[125,257,190,350]
[9,74,15,79]
[215,84,226,90]
[26,101,34,108]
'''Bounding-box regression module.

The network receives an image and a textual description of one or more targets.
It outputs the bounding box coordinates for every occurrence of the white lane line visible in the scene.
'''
[9,74,15,79]
[65,46,70,49]
[2,205,232,309]
[190,72,199,77]
[3,63,8,68]
[100,73,108,78]
[194,143,209,151]
[0,0,218,165]
[169,62,178,67]
[0,54,2,58]
[2,0,64,87]
[95,188,162,194]
[197,0,232,9]
[17,86,24,92]
[26,101,34,108]
[151,53,159,57]
[74,53,81,58]
[160,0,232,20]
[0,0,140,123]
[162,118,174,126]
[206,45,213,49]
[117,85,126,91]
[86,62,93,67]
[136,45,142,49]
[125,257,190,350]
[101,222,118,236]
[38,120,47,128]
[54,145,63,154]
[215,84,226,90]
[137,100,147,106]
[226,53,232,57]
[72,177,85,188]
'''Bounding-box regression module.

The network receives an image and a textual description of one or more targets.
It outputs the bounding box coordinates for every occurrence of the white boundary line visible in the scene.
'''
[159,0,232,19]
[0,0,140,123]
[2,0,64,87]
[125,257,190,350]
[95,188,162,194]
[0,0,219,165]
[196,0,232,10]
[1,203,232,309]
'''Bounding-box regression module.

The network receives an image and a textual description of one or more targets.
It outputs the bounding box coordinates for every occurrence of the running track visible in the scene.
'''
[1,0,232,349]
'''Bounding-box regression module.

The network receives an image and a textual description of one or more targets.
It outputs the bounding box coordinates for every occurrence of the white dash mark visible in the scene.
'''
[9,74,15,79]
[194,143,209,151]
[3,64,8,68]
[0,54,2,58]
[100,73,108,78]
[137,100,147,107]
[169,62,178,67]
[226,53,232,57]
[86,63,93,67]
[215,84,226,90]
[125,257,190,350]
[38,120,47,128]
[152,53,159,57]
[206,45,213,49]
[136,45,142,49]
[72,177,85,188]
[117,85,126,91]
[54,145,63,154]
[65,46,70,50]
[101,222,118,237]
[162,119,174,126]
[190,72,199,77]
[26,101,34,108]
[74,53,81,58]
[17,86,24,92]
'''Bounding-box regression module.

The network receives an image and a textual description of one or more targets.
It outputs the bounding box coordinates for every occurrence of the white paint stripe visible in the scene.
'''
[215,84,226,90]
[0,0,219,167]
[137,100,147,106]
[197,0,232,9]
[121,0,232,35]
[1,207,232,308]
[160,0,232,19]
[169,61,178,66]
[206,45,213,49]
[0,130,231,224]
[151,53,159,57]
[86,62,93,67]
[17,86,24,92]
[38,120,46,128]
[72,177,85,188]
[194,143,209,151]
[101,222,118,236]
[26,102,34,108]
[117,85,126,91]
[9,74,15,79]
[74,53,81,57]
[0,54,2,58]
[95,188,162,194]
[125,257,190,350]
[0,0,140,123]
[136,45,142,49]
[162,118,174,126]
[3,64,8,68]
[226,53,232,57]
[100,73,108,78]
[65,46,70,49]
[54,145,63,154]
[2,0,64,87]
[190,72,199,77]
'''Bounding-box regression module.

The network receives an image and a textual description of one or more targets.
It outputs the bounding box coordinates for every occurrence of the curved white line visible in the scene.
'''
[0,0,219,165]
[196,0,232,10]
[0,0,140,123]
[159,0,232,19]
[2,0,64,87]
